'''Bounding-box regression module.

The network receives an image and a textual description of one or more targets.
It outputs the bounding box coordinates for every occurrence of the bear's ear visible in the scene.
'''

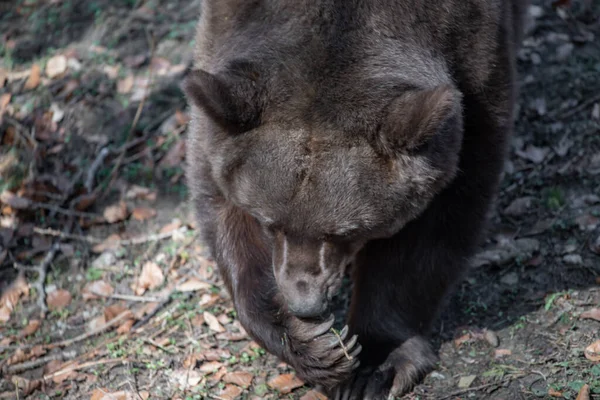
[183,68,262,134]
[379,85,461,152]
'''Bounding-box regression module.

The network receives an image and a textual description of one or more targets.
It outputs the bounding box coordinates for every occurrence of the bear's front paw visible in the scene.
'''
[330,336,438,400]
[284,314,361,388]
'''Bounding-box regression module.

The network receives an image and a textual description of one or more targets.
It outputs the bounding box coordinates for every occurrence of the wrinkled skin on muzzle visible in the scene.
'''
[272,232,362,319]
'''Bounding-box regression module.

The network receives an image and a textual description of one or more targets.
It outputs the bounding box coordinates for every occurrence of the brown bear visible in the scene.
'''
[184,0,528,398]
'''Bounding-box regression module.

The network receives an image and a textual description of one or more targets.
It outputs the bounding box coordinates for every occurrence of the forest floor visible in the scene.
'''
[1,0,599,399]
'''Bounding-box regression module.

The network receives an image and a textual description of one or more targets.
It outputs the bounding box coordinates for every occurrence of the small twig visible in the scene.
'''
[553,91,600,119]
[107,293,165,303]
[29,201,100,219]
[439,382,502,400]
[85,147,110,193]
[47,311,132,349]
[143,338,176,354]
[16,243,60,318]
[330,328,352,361]
[33,226,189,246]
[5,350,77,374]
[43,358,128,382]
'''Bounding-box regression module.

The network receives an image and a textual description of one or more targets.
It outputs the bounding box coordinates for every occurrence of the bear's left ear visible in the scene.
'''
[183,67,262,134]
[379,85,461,152]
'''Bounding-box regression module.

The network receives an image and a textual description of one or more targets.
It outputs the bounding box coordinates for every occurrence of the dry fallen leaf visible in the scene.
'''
[584,340,600,362]
[134,261,165,295]
[204,311,225,333]
[24,64,41,90]
[116,319,135,334]
[159,139,186,168]
[0,190,31,209]
[11,376,41,397]
[104,303,129,321]
[47,289,72,311]
[46,55,68,78]
[91,233,121,253]
[457,375,477,389]
[176,278,211,292]
[132,206,157,221]
[0,67,7,88]
[267,373,304,394]
[576,384,590,400]
[103,201,128,223]
[223,371,254,389]
[82,280,114,300]
[183,353,204,368]
[516,144,550,164]
[0,274,29,322]
[300,390,328,400]
[91,389,137,400]
[117,75,133,94]
[580,308,600,322]
[548,387,563,397]
[494,349,512,358]
[199,361,223,373]
[0,93,11,122]
[19,319,41,338]
[160,219,182,234]
[125,185,157,201]
[87,315,106,332]
[219,385,244,400]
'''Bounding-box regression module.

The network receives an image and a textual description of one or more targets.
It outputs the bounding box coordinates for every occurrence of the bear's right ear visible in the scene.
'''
[183,68,262,134]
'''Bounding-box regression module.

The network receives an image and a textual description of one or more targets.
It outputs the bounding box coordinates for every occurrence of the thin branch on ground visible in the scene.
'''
[553,92,600,119]
[47,310,132,349]
[5,350,77,374]
[43,358,129,382]
[29,201,100,219]
[85,147,111,193]
[33,226,189,246]
[16,243,61,318]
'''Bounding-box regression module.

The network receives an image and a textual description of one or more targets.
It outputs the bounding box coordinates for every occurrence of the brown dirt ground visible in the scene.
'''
[1,0,599,399]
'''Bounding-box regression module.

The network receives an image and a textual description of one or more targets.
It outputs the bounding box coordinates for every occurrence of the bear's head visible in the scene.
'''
[185,2,464,318]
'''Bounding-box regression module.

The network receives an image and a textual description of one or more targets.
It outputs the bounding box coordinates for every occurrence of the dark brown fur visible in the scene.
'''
[184,0,528,398]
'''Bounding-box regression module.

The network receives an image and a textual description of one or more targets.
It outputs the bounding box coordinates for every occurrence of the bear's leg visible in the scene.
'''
[331,80,514,399]
[205,200,360,388]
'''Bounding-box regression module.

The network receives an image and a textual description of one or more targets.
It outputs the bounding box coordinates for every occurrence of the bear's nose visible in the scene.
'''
[286,280,328,318]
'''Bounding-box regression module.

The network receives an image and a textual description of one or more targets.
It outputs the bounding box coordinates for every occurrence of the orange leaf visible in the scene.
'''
[494,349,512,358]
[116,319,135,334]
[24,64,41,90]
[82,280,114,300]
[45,55,67,78]
[19,319,41,338]
[132,206,157,221]
[219,384,243,400]
[300,390,328,400]
[134,262,165,295]
[223,371,254,389]
[160,219,182,234]
[103,201,128,223]
[576,384,590,400]
[176,278,211,292]
[267,373,304,394]
[584,340,600,362]
[47,289,72,311]
[117,75,134,94]
[92,233,121,253]
[104,304,129,321]
[580,308,600,322]
[199,361,223,373]
[204,311,225,333]
[0,274,29,322]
